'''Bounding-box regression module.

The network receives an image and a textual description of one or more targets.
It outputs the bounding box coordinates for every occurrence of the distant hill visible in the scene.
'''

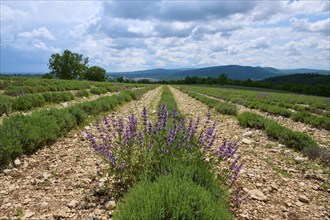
[279,68,330,75]
[108,65,330,81]
[263,73,330,85]
[175,65,275,80]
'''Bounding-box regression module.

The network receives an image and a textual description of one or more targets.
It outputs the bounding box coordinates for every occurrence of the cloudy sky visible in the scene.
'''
[1,0,329,72]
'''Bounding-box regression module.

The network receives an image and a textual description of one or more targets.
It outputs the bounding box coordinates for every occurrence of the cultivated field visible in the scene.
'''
[0,79,329,219]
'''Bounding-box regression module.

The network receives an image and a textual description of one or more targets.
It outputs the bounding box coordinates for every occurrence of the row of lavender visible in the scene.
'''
[86,86,245,219]
[0,86,155,167]
[179,86,330,165]
[0,83,142,116]
[182,85,330,130]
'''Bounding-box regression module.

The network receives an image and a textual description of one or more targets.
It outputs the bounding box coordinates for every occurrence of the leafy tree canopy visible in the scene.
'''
[48,50,89,80]
[117,76,124,83]
[84,66,107,82]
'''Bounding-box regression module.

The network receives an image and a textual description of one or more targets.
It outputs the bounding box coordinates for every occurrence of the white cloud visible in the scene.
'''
[18,27,56,40]
[1,4,27,21]
[291,17,330,35]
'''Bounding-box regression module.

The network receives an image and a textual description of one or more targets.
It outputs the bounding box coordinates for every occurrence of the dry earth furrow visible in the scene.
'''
[170,86,329,220]
[0,86,162,220]
[192,91,330,148]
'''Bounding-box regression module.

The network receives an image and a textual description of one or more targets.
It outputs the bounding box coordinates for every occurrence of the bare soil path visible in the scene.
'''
[0,86,162,220]
[170,86,329,220]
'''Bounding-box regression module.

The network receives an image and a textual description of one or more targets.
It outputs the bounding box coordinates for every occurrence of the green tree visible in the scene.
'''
[84,66,106,81]
[218,73,228,85]
[117,76,124,83]
[41,73,54,79]
[48,50,89,80]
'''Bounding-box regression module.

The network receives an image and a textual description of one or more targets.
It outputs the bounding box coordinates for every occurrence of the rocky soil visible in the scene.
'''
[0,87,162,220]
[169,86,330,220]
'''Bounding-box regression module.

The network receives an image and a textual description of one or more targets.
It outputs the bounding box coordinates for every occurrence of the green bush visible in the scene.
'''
[90,87,107,95]
[248,102,292,117]
[237,112,265,129]
[0,115,25,165]
[75,90,90,97]
[42,92,74,103]
[68,106,87,125]
[114,176,232,220]
[214,102,238,116]
[292,111,330,130]
[38,109,77,135]
[79,101,101,115]
[0,96,12,115]
[143,157,226,200]
[265,120,318,151]
[0,114,59,157]
[184,90,238,116]
[238,112,319,152]
[13,94,46,111]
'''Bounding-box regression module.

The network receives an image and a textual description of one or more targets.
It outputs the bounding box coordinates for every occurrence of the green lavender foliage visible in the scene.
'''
[114,175,232,220]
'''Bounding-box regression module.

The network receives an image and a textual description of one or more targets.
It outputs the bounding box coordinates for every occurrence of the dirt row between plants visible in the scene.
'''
[0,86,162,220]
[192,91,330,148]
[0,88,142,125]
[169,86,329,220]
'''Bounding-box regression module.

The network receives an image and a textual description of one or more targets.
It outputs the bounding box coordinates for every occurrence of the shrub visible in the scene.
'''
[143,157,226,200]
[214,102,238,116]
[38,108,77,135]
[13,94,46,111]
[237,112,265,129]
[292,111,330,130]
[42,92,74,103]
[0,115,25,165]
[75,90,90,97]
[113,176,232,220]
[0,114,59,157]
[0,96,12,115]
[238,112,319,153]
[90,87,107,95]
[68,106,87,125]
[184,90,238,116]
[79,101,102,115]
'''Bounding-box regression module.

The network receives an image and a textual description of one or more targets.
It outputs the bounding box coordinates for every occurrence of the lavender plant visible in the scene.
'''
[85,105,244,195]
